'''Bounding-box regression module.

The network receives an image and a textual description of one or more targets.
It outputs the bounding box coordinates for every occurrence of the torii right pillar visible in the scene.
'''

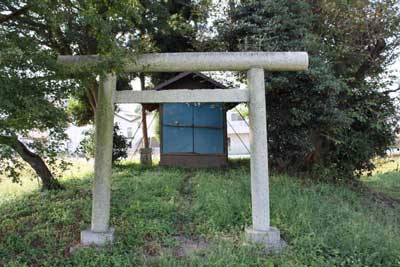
[246,67,285,250]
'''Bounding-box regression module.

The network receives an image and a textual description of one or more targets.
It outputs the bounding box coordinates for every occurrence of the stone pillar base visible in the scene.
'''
[245,227,286,251]
[140,148,152,165]
[81,228,115,246]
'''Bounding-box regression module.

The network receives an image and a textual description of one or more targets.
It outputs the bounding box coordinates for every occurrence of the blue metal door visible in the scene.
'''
[193,103,224,154]
[162,103,193,153]
[162,103,224,154]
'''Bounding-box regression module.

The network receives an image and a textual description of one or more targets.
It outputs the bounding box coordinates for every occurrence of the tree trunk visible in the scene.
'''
[140,73,150,149]
[303,128,323,171]
[0,5,30,24]
[142,108,149,148]
[0,135,64,190]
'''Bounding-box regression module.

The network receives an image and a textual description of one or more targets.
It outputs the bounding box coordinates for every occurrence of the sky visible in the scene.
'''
[387,56,400,98]
[391,58,400,84]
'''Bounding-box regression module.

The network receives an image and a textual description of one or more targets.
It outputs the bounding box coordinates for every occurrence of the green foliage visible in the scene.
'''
[234,103,249,118]
[131,0,212,87]
[67,98,94,127]
[0,0,210,185]
[0,23,72,185]
[76,129,95,161]
[76,124,130,163]
[1,162,400,266]
[218,0,400,179]
[1,0,142,129]
[0,0,211,117]
[112,125,131,163]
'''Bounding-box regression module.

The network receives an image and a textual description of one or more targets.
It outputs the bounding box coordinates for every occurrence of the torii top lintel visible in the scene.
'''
[57,52,308,72]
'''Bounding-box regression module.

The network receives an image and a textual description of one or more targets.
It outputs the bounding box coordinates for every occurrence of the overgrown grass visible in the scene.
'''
[0,159,93,202]
[1,160,400,266]
[362,156,400,200]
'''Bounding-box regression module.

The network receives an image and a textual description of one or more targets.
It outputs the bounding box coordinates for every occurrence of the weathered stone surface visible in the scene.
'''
[91,73,115,234]
[58,52,309,72]
[248,67,270,230]
[81,228,115,246]
[245,227,286,252]
[114,89,249,104]
[140,148,152,165]
[247,67,285,252]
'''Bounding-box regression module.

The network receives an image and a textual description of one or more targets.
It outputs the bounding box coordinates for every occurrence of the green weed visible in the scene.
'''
[0,161,399,266]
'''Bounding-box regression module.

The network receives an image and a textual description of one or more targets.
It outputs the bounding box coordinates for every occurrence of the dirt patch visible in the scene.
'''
[179,170,195,197]
[30,235,44,248]
[143,171,212,259]
[144,241,162,256]
[365,186,400,208]
[172,235,211,258]
[349,180,400,208]
[141,235,212,261]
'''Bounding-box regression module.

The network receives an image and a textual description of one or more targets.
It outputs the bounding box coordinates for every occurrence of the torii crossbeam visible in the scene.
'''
[58,52,308,250]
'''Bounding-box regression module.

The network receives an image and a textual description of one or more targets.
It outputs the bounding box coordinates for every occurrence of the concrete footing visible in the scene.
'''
[140,148,152,165]
[245,227,286,251]
[81,228,115,246]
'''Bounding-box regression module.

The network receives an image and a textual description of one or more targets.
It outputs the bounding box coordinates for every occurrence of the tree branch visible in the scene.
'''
[0,135,63,190]
[383,86,400,95]
[0,5,30,24]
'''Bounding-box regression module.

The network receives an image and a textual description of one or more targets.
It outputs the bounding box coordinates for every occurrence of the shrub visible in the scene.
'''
[76,124,130,163]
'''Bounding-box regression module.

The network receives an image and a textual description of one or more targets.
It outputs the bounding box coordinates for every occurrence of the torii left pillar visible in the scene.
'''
[81,73,116,246]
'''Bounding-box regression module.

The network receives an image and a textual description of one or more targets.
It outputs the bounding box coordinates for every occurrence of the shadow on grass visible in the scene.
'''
[228,158,250,169]
[112,158,251,181]
[364,170,400,202]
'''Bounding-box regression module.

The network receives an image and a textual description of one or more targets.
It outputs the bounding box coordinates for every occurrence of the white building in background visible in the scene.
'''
[113,104,159,155]
[64,104,158,156]
[226,109,250,156]
[65,124,92,154]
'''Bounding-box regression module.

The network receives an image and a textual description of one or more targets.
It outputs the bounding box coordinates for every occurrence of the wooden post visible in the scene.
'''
[139,73,152,165]
[140,74,149,149]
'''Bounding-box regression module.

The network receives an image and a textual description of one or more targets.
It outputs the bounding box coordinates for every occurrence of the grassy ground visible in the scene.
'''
[0,159,93,202]
[361,156,400,200]
[0,160,400,267]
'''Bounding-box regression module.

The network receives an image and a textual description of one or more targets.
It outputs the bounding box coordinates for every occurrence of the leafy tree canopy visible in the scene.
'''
[0,28,73,189]
[0,0,211,188]
[1,0,211,123]
[219,0,400,179]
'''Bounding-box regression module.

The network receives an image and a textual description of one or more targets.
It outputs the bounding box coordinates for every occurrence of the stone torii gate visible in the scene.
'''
[58,52,308,250]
